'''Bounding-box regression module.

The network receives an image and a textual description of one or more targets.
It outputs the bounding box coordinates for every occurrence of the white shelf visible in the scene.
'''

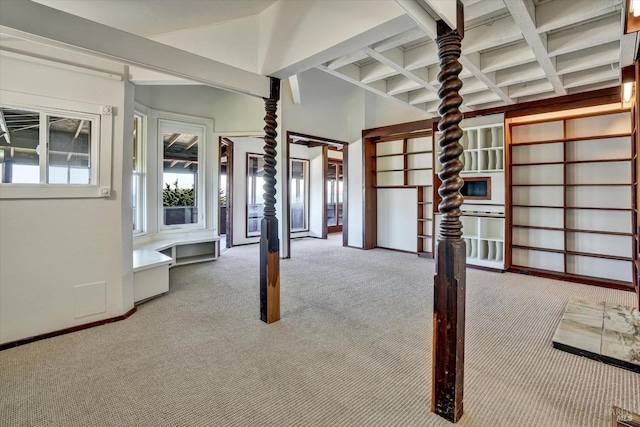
[435,124,505,173]
[434,214,505,270]
[508,110,634,286]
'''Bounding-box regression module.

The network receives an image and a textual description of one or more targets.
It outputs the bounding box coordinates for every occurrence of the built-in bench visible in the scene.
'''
[133,232,220,303]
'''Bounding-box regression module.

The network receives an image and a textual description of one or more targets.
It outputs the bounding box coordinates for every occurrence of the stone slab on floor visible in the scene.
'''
[553,297,640,373]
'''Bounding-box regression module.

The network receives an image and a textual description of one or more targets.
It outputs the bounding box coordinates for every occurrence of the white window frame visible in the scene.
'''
[158,118,206,232]
[0,90,113,199]
[132,112,146,236]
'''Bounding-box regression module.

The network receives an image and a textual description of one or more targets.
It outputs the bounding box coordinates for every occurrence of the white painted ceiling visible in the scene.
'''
[24,0,640,117]
[31,0,277,37]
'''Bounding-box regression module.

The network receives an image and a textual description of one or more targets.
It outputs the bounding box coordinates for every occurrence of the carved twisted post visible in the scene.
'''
[432,16,466,423]
[260,77,281,324]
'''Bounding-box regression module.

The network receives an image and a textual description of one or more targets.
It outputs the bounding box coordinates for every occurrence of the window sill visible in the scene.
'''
[0,184,111,199]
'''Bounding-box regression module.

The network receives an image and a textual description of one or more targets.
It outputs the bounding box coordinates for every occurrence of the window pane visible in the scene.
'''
[0,108,40,183]
[291,159,308,231]
[48,115,91,184]
[163,131,198,226]
[247,154,264,236]
[132,115,144,233]
[48,166,68,184]
[11,164,39,183]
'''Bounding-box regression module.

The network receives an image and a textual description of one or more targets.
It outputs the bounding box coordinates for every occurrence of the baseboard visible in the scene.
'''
[0,307,137,351]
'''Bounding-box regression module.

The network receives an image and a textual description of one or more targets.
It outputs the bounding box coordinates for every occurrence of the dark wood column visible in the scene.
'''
[432,13,466,424]
[260,77,281,324]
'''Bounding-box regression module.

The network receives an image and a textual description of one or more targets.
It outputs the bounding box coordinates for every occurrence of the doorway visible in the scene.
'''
[284,131,349,259]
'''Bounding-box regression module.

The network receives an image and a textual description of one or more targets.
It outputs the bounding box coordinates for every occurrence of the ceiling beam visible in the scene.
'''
[289,74,302,105]
[0,0,270,98]
[184,136,199,151]
[317,64,431,115]
[394,0,514,104]
[503,0,566,96]
[0,109,11,145]
[165,134,182,149]
[72,120,85,141]
[535,0,622,34]
[362,46,439,93]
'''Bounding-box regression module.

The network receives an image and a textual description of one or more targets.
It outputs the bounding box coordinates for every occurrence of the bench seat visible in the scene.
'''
[133,232,220,303]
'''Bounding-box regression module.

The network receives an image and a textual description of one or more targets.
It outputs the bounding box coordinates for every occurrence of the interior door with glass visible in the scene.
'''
[326,159,343,234]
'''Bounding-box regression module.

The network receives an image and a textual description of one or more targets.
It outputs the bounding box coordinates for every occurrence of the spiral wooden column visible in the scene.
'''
[432,18,466,423]
[260,77,281,324]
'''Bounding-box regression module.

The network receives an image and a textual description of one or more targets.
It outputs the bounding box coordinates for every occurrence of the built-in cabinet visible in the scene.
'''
[433,115,506,270]
[507,109,636,288]
[374,133,434,256]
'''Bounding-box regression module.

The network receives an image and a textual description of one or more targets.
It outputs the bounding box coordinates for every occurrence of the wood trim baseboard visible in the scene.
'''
[508,267,635,292]
[0,307,137,351]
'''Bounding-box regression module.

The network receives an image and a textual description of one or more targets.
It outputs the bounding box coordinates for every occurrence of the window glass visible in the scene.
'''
[290,159,308,231]
[162,131,199,227]
[247,153,264,236]
[0,108,40,183]
[47,116,91,184]
[132,114,145,233]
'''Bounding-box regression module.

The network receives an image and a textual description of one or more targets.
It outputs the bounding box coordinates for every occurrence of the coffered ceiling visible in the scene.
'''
[318,0,637,116]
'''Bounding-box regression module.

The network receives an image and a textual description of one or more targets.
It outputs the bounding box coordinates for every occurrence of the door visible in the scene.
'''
[326,159,343,234]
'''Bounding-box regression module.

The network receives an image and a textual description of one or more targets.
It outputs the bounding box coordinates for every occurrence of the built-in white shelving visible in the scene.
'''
[434,213,505,270]
[435,124,504,173]
[508,109,636,287]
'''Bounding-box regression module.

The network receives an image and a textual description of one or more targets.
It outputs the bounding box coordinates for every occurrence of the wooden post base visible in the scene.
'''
[260,217,280,323]
[432,238,466,422]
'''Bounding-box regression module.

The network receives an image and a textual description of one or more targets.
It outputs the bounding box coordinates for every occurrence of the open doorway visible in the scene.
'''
[284,131,348,258]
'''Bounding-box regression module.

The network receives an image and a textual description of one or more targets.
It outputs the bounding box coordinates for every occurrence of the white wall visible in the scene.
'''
[0,54,132,344]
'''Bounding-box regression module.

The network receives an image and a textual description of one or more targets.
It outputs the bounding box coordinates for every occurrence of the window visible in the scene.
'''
[132,113,146,234]
[290,158,308,232]
[0,90,112,199]
[1,107,94,184]
[159,119,204,230]
[246,153,264,237]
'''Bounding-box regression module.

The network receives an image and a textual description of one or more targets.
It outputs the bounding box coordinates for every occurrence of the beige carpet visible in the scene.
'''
[1,236,638,426]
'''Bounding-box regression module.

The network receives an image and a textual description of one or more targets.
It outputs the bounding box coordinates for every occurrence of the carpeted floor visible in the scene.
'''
[1,236,638,426]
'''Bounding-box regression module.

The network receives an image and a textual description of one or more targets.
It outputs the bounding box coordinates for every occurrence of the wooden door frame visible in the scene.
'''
[326,157,344,234]
[284,131,349,259]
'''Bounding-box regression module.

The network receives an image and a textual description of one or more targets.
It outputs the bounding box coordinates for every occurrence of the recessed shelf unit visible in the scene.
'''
[435,123,504,173]
[433,114,507,270]
[507,109,637,289]
[374,132,433,256]
[434,213,505,270]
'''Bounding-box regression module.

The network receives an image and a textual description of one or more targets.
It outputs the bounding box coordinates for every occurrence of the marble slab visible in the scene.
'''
[553,297,640,373]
